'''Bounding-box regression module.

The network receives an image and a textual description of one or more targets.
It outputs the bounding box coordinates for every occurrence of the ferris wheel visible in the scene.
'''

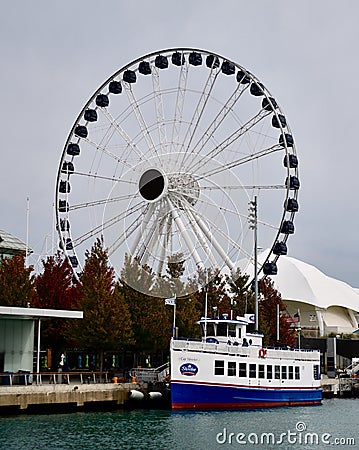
[55,48,299,296]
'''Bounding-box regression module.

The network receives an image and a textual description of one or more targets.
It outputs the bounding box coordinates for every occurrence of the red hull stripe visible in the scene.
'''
[172,400,321,410]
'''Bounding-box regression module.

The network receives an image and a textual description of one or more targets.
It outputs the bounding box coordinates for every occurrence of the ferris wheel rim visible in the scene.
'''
[55,47,299,295]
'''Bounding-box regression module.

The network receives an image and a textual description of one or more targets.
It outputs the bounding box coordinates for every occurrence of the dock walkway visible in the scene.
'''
[0,379,141,413]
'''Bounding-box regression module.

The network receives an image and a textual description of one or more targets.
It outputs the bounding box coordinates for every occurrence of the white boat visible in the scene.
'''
[170,315,322,410]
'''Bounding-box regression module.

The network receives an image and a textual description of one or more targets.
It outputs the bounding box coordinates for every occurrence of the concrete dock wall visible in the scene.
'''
[0,382,140,412]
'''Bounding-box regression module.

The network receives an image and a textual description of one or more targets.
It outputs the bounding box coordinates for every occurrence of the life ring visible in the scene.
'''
[259,348,267,358]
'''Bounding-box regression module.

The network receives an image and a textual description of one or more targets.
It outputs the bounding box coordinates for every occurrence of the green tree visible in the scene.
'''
[226,269,253,318]
[66,238,134,373]
[120,256,172,363]
[258,277,296,347]
[0,254,36,307]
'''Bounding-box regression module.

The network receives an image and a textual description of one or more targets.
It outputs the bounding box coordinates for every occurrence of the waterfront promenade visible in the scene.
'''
[0,375,140,413]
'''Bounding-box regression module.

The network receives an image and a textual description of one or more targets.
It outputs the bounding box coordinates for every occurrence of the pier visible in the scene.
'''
[321,376,359,398]
[0,370,170,414]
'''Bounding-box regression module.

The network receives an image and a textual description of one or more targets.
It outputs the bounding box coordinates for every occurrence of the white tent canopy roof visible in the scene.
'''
[257,250,359,312]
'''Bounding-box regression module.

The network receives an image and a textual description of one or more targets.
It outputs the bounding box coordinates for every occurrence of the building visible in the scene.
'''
[0,229,32,261]
[260,252,359,337]
[0,306,83,376]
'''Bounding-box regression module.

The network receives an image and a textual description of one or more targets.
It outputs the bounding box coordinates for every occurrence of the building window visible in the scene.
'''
[295,366,300,380]
[281,366,287,380]
[258,364,265,379]
[215,360,225,375]
[275,365,280,379]
[266,365,273,379]
[249,364,256,378]
[288,366,293,379]
[228,361,236,377]
[239,363,247,377]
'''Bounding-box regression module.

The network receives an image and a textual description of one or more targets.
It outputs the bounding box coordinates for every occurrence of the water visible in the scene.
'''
[0,398,357,450]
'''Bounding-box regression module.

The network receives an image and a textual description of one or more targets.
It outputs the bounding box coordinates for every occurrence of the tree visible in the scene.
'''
[34,252,79,365]
[226,269,253,318]
[189,268,231,318]
[66,237,134,373]
[258,277,296,347]
[0,254,36,307]
[119,256,172,366]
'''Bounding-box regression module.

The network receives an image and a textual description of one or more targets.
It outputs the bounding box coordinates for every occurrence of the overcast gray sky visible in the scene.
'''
[1,0,359,287]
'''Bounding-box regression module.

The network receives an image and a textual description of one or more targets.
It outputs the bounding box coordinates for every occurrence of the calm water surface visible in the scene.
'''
[0,398,357,449]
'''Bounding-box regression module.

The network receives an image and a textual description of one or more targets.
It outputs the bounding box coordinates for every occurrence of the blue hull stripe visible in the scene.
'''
[171,381,322,410]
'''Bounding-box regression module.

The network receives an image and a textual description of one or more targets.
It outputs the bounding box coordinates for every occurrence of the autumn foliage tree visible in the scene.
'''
[66,238,134,372]
[0,254,36,307]
[34,252,79,364]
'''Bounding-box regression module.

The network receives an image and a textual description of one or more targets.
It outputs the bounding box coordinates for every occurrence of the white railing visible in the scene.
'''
[172,339,320,361]
[129,363,169,383]
[0,371,110,386]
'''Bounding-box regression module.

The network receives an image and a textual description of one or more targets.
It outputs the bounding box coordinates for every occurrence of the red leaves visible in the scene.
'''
[0,254,36,307]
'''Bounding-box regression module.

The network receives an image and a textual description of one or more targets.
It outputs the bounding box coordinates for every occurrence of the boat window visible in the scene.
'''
[281,366,287,380]
[238,363,247,377]
[201,322,215,337]
[249,364,256,378]
[258,364,265,379]
[295,366,300,380]
[228,362,236,377]
[266,365,273,379]
[217,323,227,336]
[313,365,320,380]
[275,365,280,379]
[288,366,293,379]
[214,360,225,376]
[228,324,236,337]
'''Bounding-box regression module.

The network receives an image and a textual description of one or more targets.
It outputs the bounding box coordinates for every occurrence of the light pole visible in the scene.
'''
[249,196,258,332]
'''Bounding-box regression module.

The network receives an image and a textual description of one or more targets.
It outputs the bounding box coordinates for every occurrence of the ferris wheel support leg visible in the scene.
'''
[141,204,168,267]
[137,207,162,264]
[183,203,217,267]
[191,209,235,272]
[157,215,172,274]
[167,198,204,271]
[130,203,155,255]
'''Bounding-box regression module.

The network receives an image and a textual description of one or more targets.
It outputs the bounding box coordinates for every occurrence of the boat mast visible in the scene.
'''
[204,270,208,340]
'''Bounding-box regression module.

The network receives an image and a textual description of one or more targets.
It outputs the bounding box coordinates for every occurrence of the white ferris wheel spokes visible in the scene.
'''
[55,48,299,297]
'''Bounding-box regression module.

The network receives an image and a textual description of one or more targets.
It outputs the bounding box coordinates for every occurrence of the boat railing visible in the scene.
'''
[172,339,320,360]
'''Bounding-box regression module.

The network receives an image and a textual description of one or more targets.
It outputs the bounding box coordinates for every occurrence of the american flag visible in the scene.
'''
[285,312,300,323]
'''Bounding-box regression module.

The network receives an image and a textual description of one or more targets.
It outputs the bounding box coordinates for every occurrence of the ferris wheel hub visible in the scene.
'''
[139,168,167,202]
[168,173,200,208]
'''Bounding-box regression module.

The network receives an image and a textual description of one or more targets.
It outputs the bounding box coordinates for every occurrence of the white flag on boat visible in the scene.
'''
[244,313,255,323]
[165,295,176,306]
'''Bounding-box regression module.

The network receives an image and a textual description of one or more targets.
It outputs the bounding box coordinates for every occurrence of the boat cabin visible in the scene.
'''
[198,315,263,347]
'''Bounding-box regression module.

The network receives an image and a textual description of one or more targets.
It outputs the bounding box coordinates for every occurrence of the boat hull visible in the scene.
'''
[171,380,322,410]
